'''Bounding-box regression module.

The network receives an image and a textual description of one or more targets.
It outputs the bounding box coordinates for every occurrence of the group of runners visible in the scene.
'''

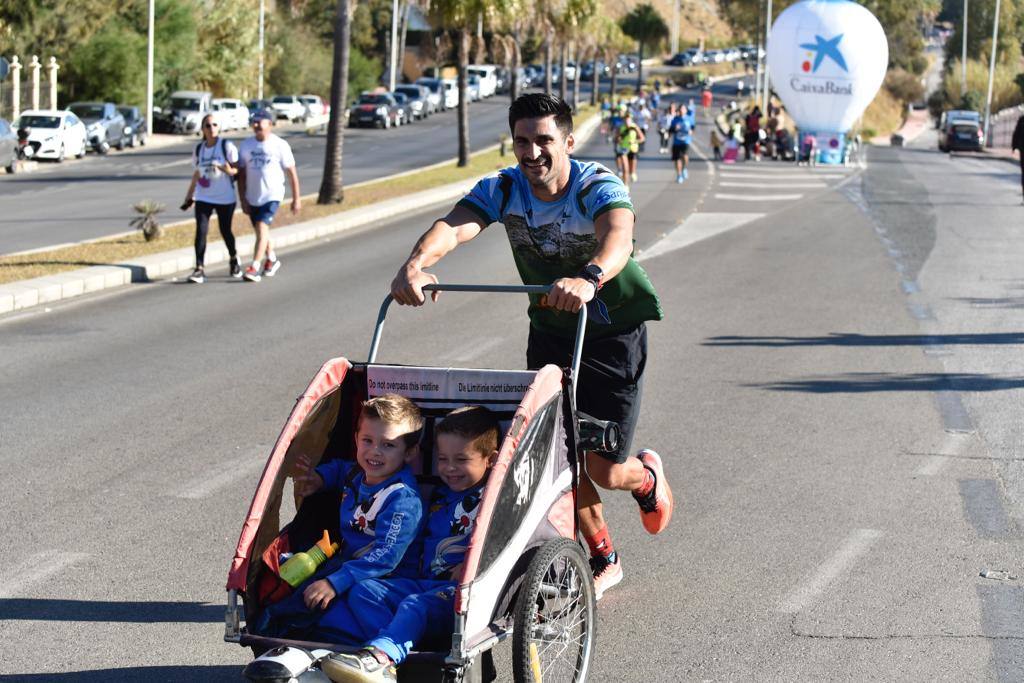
[602,93,697,187]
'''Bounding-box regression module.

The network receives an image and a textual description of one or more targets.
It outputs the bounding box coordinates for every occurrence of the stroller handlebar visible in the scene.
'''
[368,284,587,402]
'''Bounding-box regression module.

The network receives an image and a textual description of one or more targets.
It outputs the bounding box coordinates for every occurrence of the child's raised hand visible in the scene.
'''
[293,454,323,498]
[303,579,336,611]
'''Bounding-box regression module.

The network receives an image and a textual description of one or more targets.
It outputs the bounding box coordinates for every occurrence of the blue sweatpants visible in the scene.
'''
[332,578,455,665]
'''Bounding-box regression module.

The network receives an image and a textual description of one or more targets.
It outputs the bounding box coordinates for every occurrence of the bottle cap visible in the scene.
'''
[315,530,336,559]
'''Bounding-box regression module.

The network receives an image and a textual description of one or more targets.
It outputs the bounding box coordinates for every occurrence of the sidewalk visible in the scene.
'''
[870,107,929,146]
[0,114,603,316]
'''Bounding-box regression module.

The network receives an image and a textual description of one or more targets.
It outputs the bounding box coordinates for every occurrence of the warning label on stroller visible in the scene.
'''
[367,365,535,406]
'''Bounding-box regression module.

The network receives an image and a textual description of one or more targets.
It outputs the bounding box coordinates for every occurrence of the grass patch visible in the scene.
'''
[859,86,904,141]
[0,108,596,285]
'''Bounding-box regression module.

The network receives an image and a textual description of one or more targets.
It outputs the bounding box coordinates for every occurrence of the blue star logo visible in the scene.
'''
[799,34,848,73]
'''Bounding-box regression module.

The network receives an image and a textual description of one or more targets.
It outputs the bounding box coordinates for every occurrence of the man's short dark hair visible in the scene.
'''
[509,93,573,138]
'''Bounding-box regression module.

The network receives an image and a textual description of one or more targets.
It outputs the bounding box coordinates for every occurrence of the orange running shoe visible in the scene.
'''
[633,449,673,534]
[590,552,623,601]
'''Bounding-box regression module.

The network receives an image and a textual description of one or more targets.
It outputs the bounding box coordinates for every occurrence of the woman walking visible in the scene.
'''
[181,114,241,283]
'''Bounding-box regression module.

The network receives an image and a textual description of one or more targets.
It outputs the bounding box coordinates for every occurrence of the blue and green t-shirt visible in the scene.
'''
[457,159,662,338]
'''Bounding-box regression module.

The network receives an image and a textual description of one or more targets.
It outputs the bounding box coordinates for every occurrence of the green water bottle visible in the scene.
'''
[279,530,339,587]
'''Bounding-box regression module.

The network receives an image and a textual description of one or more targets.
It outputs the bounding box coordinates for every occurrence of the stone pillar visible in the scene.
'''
[10,56,22,120]
[47,57,59,110]
[29,55,41,111]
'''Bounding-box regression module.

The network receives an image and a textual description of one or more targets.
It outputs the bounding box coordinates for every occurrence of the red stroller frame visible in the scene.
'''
[225,285,602,682]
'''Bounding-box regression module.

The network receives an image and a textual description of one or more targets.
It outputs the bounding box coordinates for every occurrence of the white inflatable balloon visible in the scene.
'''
[767,0,887,135]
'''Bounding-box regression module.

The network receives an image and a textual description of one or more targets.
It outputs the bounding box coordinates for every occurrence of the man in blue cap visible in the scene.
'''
[237,109,302,282]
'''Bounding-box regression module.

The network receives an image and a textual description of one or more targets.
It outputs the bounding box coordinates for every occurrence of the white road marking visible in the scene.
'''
[170,450,267,500]
[720,173,845,181]
[146,158,192,170]
[714,193,805,201]
[778,528,883,614]
[638,212,765,262]
[0,552,91,598]
[449,336,508,363]
[719,181,827,189]
[915,432,971,476]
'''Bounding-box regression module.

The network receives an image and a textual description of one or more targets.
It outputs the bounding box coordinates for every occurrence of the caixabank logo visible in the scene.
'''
[789,32,853,96]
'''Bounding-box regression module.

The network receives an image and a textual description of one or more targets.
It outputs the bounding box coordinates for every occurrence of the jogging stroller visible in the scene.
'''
[225,284,609,682]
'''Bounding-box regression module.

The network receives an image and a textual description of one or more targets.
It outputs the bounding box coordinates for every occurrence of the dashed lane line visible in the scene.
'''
[0,551,91,598]
[638,212,765,262]
[778,528,883,614]
[169,449,267,500]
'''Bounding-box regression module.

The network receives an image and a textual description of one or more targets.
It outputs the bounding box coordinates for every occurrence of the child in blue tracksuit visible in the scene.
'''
[256,394,425,640]
[320,406,501,683]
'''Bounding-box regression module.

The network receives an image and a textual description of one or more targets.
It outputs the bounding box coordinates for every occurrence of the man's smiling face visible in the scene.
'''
[513,115,575,192]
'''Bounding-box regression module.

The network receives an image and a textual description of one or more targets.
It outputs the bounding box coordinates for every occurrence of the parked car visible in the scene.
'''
[299,94,329,120]
[0,118,17,173]
[116,106,147,147]
[271,95,306,122]
[167,90,213,134]
[212,98,250,130]
[391,92,411,125]
[348,93,402,128]
[467,65,498,97]
[415,77,446,112]
[394,84,431,119]
[68,102,128,153]
[467,75,482,102]
[440,79,459,109]
[13,109,88,162]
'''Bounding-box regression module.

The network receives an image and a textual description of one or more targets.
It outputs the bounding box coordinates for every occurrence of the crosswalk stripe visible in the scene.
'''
[718,181,827,188]
[714,193,804,201]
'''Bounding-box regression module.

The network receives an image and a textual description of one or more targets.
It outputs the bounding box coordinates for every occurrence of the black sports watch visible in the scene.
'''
[577,263,604,291]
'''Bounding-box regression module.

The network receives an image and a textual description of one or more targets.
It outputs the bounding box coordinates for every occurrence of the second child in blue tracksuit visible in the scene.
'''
[321,406,502,682]
[256,394,425,640]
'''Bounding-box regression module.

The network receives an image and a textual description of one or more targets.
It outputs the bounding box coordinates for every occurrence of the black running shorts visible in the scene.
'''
[671,142,690,161]
[527,323,647,464]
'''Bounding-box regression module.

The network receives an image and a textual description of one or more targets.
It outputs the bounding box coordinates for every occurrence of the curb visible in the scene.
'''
[0,114,601,316]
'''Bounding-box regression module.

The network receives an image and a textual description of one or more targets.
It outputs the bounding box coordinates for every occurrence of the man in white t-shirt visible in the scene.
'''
[237,110,301,282]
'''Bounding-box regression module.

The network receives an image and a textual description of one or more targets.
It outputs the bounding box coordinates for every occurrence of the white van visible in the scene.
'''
[441,79,460,109]
[211,98,250,130]
[467,65,498,98]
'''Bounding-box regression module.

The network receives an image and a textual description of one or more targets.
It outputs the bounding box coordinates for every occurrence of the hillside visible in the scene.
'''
[605,0,736,48]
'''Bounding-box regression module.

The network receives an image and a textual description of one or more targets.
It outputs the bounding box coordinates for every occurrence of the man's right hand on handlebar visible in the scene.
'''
[390,266,440,306]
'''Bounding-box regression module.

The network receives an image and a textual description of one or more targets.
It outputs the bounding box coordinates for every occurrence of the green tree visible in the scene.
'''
[65,20,147,104]
[193,0,261,97]
[620,3,668,92]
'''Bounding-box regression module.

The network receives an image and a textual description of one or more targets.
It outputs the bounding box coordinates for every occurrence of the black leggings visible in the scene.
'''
[194,200,237,266]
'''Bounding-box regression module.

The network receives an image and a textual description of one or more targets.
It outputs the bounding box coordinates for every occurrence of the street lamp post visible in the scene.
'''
[983,0,1001,144]
[146,0,154,137]
[961,0,968,97]
[671,0,680,56]
[762,0,773,113]
[754,0,763,105]
[258,0,265,100]
[388,0,399,91]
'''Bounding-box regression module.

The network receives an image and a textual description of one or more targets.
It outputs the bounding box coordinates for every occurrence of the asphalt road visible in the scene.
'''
[4,98,1022,681]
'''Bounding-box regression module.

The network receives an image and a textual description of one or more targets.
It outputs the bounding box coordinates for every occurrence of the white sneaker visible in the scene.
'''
[262,258,281,277]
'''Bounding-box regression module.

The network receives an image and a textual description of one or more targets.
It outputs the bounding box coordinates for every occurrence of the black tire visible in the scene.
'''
[115,137,125,151]
[6,160,15,174]
[511,538,595,683]
[139,134,147,146]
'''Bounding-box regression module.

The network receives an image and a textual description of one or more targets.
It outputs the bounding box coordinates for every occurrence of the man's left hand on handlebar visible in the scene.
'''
[547,277,596,313]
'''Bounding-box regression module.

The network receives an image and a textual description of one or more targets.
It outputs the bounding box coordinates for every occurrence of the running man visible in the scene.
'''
[670,105,694,184]
[389,94,673,599]
[614,110,644,187]
[237,110,301,282]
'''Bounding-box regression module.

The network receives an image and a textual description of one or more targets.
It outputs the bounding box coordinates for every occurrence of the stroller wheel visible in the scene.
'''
[512,538,595,682]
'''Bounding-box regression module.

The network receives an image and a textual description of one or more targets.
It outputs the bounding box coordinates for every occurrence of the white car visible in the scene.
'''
[467,65,498,97]
[212,98,250,130]
[298,95,329,119]
[271,95,307,122]
[14,109,88,162]
[440,79,459,109]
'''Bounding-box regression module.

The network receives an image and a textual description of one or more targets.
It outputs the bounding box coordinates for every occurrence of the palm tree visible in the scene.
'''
[430,0,492,166]
[318,0,353,204]
[620,3,668,93]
